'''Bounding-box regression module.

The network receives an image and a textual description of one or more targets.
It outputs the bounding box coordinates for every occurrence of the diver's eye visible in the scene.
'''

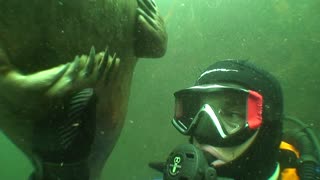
[218,109,244,134]
[219,109,243,119]
[218,109,245,126]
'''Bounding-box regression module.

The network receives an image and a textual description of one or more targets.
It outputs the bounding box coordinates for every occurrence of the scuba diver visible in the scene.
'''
[150,60,320,180]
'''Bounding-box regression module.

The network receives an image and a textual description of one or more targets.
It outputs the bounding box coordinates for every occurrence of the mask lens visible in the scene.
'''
[173,93,201,133]
[202,90,247,135]
[173,85,263,144]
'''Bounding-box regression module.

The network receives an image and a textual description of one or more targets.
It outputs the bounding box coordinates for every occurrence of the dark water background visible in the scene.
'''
[0,0,319,179]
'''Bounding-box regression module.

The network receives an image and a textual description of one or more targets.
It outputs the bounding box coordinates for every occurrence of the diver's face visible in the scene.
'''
[193,84,259,167]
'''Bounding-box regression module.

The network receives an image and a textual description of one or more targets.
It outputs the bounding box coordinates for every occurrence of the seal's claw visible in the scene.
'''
[137,8,157,30]
[85,46,96,77]
[97,48,109,80]
[143,0,157,13]
[69,56,81,82]
[134,0,168,58]
[138,0,155,17]
[50,63,71,87]
[150,0,156,7]
[104,53,120,86]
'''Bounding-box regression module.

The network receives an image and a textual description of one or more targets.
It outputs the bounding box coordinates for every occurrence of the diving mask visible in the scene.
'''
[172,84,263,147]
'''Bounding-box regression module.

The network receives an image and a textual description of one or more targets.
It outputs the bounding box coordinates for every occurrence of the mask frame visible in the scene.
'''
[172,84,263,147]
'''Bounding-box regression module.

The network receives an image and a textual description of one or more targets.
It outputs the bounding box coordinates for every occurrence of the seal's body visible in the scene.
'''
[0,0,167,179]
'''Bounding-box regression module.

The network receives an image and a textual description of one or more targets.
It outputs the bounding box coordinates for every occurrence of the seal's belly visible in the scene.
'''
[5,0,137,74]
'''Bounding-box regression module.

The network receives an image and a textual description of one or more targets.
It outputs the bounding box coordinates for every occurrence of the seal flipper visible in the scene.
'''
[32,88,97,163]
[58,88,95,150]
[134,0,168,58]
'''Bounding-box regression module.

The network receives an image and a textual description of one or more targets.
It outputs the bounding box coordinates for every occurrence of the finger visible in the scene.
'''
[137,8,157,30]
[137,0,154,17]
[137,13,158,31]
[49,63,71,87]
[142,0,157,13]
[84,46,96,77]
[97,47,110,80]
[106,57,120,86]
[46,63,76,97]
[104,53,119,85]
[68,56,81,83]
[31,63,71,93]
[150,0,157,7]
[110,57,120,82]
[46,76,74,97]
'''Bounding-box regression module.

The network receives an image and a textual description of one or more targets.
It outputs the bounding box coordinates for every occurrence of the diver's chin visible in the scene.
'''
[200,145,227,167]
[200,145,226,168]
[198,130,260,168]
[201,146,227,167]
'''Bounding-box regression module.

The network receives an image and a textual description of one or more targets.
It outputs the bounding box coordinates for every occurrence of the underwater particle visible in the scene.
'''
[58,1,63,6]
[61,30,64,34]
[72,123,79,127]
[100,131,105,135]
[129,120,134,124]
[60,162,64,167]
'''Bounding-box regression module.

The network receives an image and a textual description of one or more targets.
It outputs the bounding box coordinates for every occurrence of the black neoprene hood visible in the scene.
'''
[195,59,283,125]
[194,59,284,179]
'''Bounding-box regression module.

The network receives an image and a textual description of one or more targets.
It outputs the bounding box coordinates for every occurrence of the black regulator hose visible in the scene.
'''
[284,116,320,180]
[285,116,320,160]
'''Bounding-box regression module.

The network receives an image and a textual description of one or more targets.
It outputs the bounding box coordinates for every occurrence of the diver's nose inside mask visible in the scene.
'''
[172,84,263,147]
